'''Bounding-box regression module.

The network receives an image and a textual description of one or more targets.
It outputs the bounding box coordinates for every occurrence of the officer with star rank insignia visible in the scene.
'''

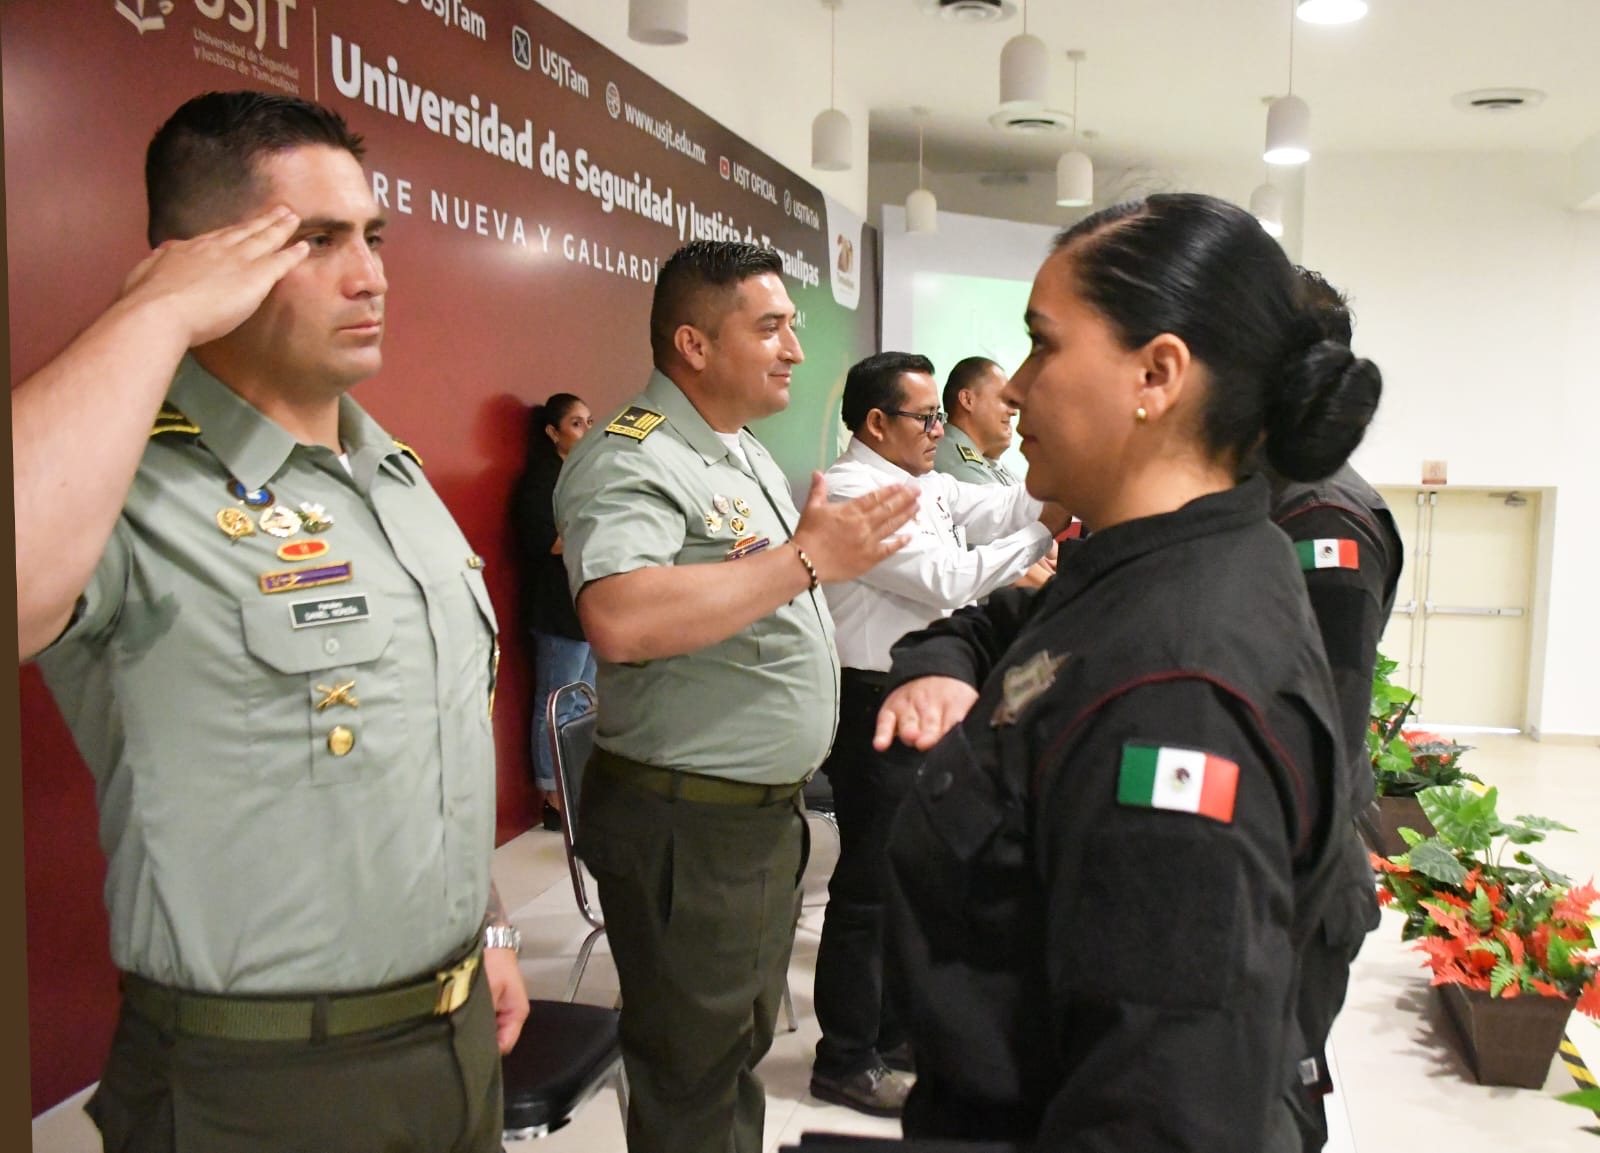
[869,195,1386,1151]
[554,240,919,1153]
[14,92,525,1153]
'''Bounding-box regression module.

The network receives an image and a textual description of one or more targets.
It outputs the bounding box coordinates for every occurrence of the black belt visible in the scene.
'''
[120,942,483,1042]
[590,746,806,806]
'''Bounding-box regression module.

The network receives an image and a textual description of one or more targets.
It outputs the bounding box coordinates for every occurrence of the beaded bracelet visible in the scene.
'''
[794,545,820,591]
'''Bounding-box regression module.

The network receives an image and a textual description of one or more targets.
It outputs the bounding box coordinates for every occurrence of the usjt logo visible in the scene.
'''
[115,0,173,34]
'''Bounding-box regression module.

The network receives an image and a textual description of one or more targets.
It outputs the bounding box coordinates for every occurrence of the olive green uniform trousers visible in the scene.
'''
[87,965,502,1153]
[577,760,806,1153]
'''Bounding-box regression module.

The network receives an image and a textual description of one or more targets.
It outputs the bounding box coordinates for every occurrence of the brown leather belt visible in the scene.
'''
[590,746,807,806]
[119,942,482,1042]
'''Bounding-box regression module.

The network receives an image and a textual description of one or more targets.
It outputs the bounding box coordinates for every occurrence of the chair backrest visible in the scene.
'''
[547,680,602,930]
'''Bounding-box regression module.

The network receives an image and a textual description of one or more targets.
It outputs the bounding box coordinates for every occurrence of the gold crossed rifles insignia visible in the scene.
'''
[314,681,360,711]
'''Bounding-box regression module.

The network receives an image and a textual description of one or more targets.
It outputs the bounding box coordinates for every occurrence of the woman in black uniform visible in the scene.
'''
[873,194,1382,1151]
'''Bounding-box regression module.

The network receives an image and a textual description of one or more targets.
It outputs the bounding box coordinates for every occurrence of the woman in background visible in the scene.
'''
[512,393,594,830]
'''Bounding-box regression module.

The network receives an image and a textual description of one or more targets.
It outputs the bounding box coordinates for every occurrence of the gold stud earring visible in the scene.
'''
[1134,406,1149,423]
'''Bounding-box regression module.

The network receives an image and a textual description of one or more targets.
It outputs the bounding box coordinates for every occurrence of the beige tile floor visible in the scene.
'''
[32,734,1600,1151]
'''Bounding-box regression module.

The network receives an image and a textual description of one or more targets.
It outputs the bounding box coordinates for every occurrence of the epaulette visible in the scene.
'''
[150,404,201,439]
[393,439,424,468]
[604,406,667,441]
[957,444,984,465]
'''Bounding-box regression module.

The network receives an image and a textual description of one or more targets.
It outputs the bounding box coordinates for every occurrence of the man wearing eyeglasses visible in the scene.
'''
[808,351,1067,1115]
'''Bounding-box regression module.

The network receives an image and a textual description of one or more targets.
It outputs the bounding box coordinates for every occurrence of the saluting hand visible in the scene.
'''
[790,472,919,584]
[118,205,309,349]
[873,676,979,752]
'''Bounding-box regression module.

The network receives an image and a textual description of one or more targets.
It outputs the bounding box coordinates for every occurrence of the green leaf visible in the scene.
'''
[1548,933,1583,981]
[1557,1087,1600,1112]
[1398,826,1427,848]
[1489,962,1520,998]
[1513,813,1577,835]
[1421,786,1499,853]
[1469,888,1494,932]
[1408,841,1470,886]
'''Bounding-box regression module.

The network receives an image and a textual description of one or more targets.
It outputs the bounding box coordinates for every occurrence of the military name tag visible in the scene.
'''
[259,560,354,594]
[605,406,666,441]
[289,594,371,628]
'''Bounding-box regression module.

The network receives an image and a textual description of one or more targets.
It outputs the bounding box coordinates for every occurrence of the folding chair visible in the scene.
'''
[502,999,629,1140]
[547,680,605,1001]
[501,679,630,1140]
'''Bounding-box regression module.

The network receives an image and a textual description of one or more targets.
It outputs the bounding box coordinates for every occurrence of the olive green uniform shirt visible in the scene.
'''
[934,422,1017,486]
[554,371,839,784]
[36,357,498,994]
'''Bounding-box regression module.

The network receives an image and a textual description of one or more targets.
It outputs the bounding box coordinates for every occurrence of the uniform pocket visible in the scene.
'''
[239,593,411,787]
[890,727,1027,966]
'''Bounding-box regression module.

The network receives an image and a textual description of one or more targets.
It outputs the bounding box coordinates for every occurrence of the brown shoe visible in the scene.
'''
[809,1062,913,1117]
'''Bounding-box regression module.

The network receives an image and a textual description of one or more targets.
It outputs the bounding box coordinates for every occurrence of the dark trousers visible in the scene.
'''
[576,759,806,1153]
[813,668,918,1079]
[88,962,503,1153]
[1289,826,1380,1151]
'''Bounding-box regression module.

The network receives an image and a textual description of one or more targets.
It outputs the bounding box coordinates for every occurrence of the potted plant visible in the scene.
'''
[1359,654,1481,857]
[1372,785,1600,1087]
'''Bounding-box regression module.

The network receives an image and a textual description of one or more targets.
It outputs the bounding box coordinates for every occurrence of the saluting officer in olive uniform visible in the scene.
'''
[15,93,526,1153]
[934,357,1021,487]
[553,241,919,1153]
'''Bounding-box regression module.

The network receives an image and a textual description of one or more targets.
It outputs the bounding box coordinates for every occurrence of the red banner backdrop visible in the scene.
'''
[5,0,877,1112]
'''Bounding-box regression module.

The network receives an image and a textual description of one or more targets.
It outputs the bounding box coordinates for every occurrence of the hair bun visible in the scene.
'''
[1263,340,1383,482]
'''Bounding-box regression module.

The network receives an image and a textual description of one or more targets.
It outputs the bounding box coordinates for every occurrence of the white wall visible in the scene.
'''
[535,0,869,216]
[1303,151,1600,736]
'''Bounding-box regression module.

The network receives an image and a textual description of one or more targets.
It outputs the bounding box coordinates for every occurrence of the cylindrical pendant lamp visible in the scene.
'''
[629,0,688,45]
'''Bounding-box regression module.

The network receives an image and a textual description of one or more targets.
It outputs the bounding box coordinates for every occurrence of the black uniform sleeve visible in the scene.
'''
[886,587,1040,692]
[1029,677,1317,1153]
[1276,504,1390,811]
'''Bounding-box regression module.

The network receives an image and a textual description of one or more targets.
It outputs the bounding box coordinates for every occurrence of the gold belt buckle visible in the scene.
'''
[434,952,480,1015]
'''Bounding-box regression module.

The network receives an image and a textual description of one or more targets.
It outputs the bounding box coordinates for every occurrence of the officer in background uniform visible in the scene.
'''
[553,240,919,1153]
[934,356,1021,487]
[14,92,526,1153]
[872,194,1384,1151]
[810,351,1060,1116]
[936,358,1060,588]
[1268,268,1404,1152]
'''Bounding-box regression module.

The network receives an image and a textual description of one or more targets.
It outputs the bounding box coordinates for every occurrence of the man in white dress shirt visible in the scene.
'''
[808,351,1065,1116]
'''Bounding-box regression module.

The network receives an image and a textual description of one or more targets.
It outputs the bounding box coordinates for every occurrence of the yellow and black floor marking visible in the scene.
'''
[1563,1033,1600,1117]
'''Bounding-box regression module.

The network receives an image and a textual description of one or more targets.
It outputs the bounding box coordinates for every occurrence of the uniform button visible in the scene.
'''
[929,770,953,798]
[328,726,355,756]
[324,637,341,656]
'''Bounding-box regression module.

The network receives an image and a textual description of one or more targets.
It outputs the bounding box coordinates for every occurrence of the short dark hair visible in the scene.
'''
[526,393,586,462]
[649,241,785,368]
[1053,193,1381,483]
[943,356,1002,415]
[146,91,366,246]
[1295,266,1355,347]
[841,351,935,433]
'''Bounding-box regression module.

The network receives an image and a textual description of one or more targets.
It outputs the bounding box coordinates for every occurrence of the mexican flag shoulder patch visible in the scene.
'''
[1117,743,1239,823]
[1295,538,1358,571]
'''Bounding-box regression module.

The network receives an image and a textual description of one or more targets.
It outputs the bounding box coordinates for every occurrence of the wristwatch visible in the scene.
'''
[483,923,523,954]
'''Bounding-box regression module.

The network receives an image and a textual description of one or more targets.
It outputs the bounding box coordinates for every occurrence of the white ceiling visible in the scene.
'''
[793,0,1600,174]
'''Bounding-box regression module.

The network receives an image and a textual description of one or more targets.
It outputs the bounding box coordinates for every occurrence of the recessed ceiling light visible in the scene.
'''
[1451,87,1547,114]
[916,0,1017,24]
[989,107,1072,134]
[1296,0,1367,25]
